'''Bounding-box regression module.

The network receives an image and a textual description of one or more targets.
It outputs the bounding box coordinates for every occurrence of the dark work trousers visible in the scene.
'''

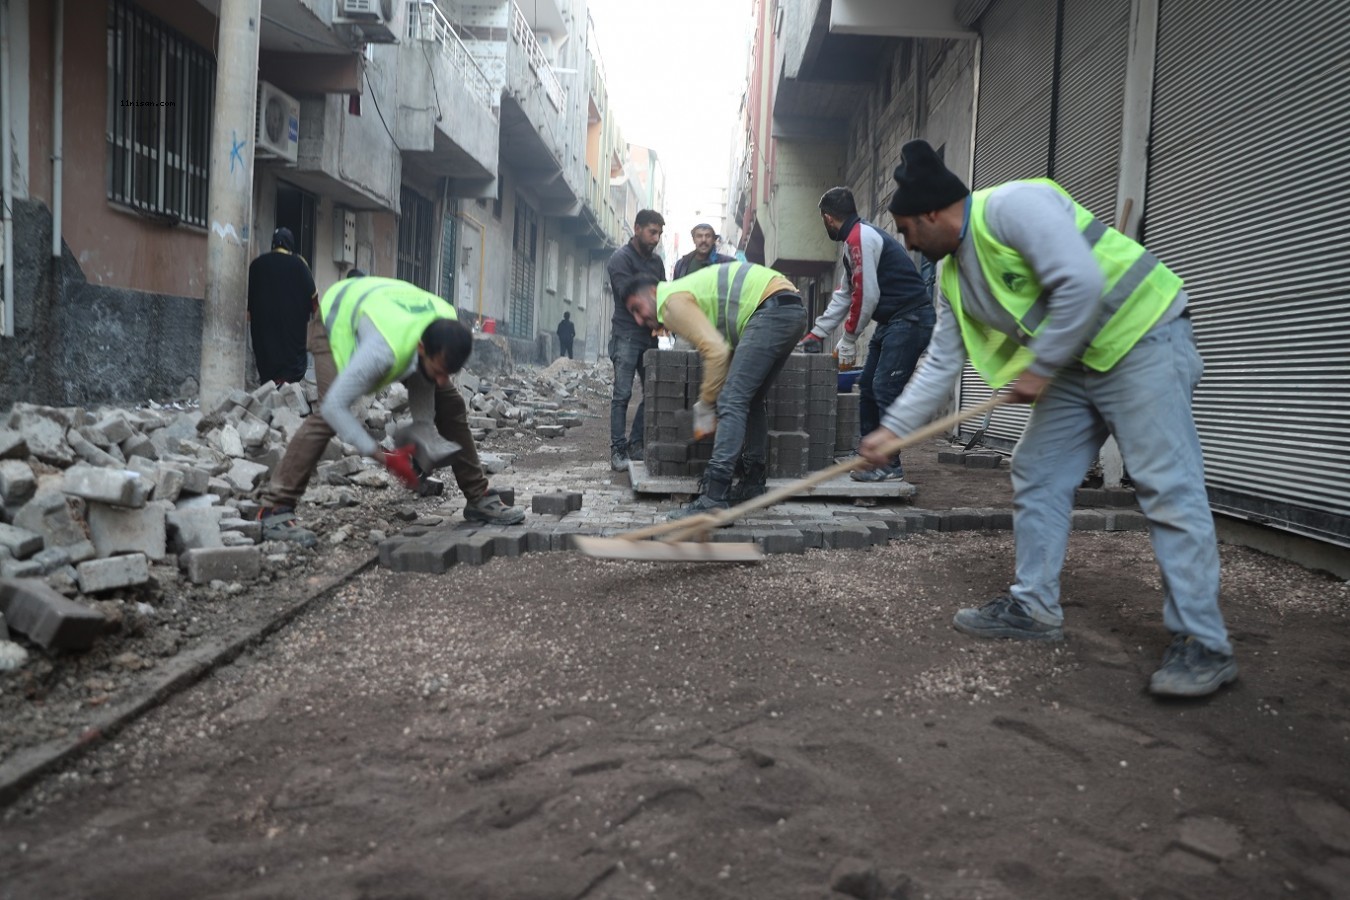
[858,307,935,466]
[609,331,656,452]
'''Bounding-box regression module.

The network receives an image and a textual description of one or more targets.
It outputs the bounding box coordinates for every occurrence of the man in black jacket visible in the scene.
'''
[557,312,576,359]
[673,223,735,279]
[605,209,666,471]
[247,227,317,385]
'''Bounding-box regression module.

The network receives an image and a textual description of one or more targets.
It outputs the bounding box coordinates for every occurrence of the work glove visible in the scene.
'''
[796,333,824,354]
[381,444,420,489]
[692,399,718,440]
[836,333,859,368]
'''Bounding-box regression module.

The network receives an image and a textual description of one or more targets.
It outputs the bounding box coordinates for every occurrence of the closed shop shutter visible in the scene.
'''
[510,196,538,339]
[1145,0,1350,545]
[959,0,1057,447]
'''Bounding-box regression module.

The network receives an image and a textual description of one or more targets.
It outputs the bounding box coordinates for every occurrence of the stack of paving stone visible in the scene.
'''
[835,392,861,454]
[642,350,841,479]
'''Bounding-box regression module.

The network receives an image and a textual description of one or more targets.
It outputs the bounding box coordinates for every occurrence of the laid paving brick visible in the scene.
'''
[921,512,943,531]
[0,524,43,560]
[937,450,966,465]
[0,577,105,650]
[525,530,552,553]
[798,524,826,549]
[1105,510,1148,532]
[940,508,989,532]
[455,533,497,566]
[76,554,150,593]
[494,487,516,507]
[489,531,527,558]
[1071,509,1108,531]
[1075,488,1108,507]
[565,492,583,512]
[386,535,459,573]
[862,521,892,545]
[964,451,1003,469]
[756,529,805,555]
[180,546,262,585]
[982,508,1015,530]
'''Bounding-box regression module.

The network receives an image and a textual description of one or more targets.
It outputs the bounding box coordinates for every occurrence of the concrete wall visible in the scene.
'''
[25,0,213,298]
[763,139,846,270]
[1,201,202,407]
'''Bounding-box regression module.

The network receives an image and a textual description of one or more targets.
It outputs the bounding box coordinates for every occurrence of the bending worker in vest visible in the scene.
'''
[623,262,807,520]
[864,139,1235,698]
[798,186,934,484]
[257,271,525,545]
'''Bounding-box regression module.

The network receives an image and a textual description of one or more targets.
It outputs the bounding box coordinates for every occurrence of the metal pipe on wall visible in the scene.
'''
[51,0,62,261]
[1,0,16,338]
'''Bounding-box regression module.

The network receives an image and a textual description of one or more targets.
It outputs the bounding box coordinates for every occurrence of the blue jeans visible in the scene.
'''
[1008,316,1230,655]
[705,303,809,485]
[610,332,655,452]
[858,308,935,467]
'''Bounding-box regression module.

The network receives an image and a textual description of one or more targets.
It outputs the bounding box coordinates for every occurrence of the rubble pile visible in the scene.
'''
[0,359,610,669]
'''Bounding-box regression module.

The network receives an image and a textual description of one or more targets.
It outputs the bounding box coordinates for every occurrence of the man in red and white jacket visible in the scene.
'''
[800,187,934,482]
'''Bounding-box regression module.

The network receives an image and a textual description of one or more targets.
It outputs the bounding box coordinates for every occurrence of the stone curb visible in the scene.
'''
[375,507,1149,574]
[0,550,378,807]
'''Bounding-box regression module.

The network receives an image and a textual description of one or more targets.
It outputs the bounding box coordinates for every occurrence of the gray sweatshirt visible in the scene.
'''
[320,318,436,457]
[880,181,1186,437]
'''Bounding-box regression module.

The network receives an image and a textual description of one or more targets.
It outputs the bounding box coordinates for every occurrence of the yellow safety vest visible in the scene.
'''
[656,261,778,346]
[942,179,1183,387]
[320,277,457,390]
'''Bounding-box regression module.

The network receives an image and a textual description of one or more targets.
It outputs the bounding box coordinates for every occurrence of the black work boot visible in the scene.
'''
[667,475,732,522]
[730,460,767,503]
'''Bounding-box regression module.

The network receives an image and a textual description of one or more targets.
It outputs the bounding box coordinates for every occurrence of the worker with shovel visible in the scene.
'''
[623,262,808,520]
[256,271,525,546]
[864,140,1234,697]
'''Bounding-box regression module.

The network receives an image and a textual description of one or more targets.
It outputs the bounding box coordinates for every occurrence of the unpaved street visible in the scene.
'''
[3,525,1349,898]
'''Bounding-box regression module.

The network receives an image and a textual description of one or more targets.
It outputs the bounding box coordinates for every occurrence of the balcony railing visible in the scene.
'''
[406,1,498,118]
[510,2,564,111]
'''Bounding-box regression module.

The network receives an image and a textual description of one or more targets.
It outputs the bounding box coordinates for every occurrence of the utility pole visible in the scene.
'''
[199,0,261,411]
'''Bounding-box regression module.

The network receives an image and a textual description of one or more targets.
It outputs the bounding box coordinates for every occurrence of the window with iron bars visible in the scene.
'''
[398,187,436,291]
[106,0,214,227]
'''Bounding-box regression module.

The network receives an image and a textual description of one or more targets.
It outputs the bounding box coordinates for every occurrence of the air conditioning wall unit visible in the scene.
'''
[256,80,300,164]
[335,0,398,43]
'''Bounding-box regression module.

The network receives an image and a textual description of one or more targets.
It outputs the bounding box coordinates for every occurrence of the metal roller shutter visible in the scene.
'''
[959,0,1057,446]
[1052,0,1130,220]
[1145,0,1350,545]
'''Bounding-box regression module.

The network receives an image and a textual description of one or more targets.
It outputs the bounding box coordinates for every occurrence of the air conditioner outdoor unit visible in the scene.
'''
[334,0,398,44]
[256,80,300,164]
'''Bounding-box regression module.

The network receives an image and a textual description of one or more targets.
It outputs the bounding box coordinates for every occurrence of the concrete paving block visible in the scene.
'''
[166,507,225,552]
[180,546,262,585]
[66,429,121,468]
[565,492,583,512]
[712,528,757,544]
[0,523,43,559]
[827,523,872,550]
[940,508,988,532]
[921,512,943,531]
[536,425,565,438]
[796,524,825,549]
[9,410,74,466]
[62,465,147,508]
[1102,488,1139,508]
[33,546,73,574]
[531,493,571,516]
[489,531,527,558]
[94,414,135,446]
[755,529,805,555]
[982,508,1015,530]
[152,464,185,502]
[219,517,263,543]
[77,554,150,593]
[378,537,407,569]
[119,433,158,462]
[494,487,516,507]
[0,577,105,650]
[0,459,37,507]
[1071,509,1108,531]
[0,428,28,460]
[524,530,551,553]
[1105,510,1148,532]
[862,521,892,545]
[168,463,210,496]
[206,476,234,499]
[964,451,1004,469]
[0,557,43,578]
[225,459,270,493]
[87,501,168,561]
[1075,487,1107,507]
[220,531,256,548]
[386,535,459,574]
[455,533,496,566]
[937,450,966,465]
[12,491,96,562]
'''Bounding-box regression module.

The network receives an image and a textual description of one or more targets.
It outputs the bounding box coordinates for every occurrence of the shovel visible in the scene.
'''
[573,394,1008,562]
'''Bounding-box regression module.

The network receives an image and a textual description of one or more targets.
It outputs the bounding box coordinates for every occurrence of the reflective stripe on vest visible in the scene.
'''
[655,261,775,346]
[941,179,1183,388]
[320,276,457,389]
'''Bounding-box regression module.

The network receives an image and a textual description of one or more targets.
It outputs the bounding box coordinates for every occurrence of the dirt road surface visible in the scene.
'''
[3,407,1348,900]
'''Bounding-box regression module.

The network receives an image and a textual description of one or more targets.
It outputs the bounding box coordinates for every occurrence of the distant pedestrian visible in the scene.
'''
[606,209,666,471]
[247,227,317,385]
[673,223,735,279]
[557,312,576,359]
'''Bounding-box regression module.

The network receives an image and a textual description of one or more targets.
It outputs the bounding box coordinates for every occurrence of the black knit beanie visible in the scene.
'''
[888,140,970,216]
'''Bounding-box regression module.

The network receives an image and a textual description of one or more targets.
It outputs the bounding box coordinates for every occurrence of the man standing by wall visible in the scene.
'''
[673,223,735,279]
[606,209,666,471]
[247,227,317,385]
[557,312,576,359]
[799,187,934,483]
[866,140,1235,697]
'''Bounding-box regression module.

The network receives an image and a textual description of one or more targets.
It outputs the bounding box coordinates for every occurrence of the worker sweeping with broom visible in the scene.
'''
[864,139,1235,698]
[622,262,808,521]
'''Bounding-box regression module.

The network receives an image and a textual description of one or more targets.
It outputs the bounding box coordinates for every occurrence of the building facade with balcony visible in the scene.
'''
[752,0,1349,562]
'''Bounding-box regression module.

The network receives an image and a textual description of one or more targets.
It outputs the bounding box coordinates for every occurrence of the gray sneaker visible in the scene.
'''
[464,489,526,526]
[1149,636,1238,697]
[850,464,905,483]
[257,507,318,549]
[952,595,1065,642]
[610,449,628,472]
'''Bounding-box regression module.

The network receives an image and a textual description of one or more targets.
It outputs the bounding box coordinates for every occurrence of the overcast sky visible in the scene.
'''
[585,0,754,253]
